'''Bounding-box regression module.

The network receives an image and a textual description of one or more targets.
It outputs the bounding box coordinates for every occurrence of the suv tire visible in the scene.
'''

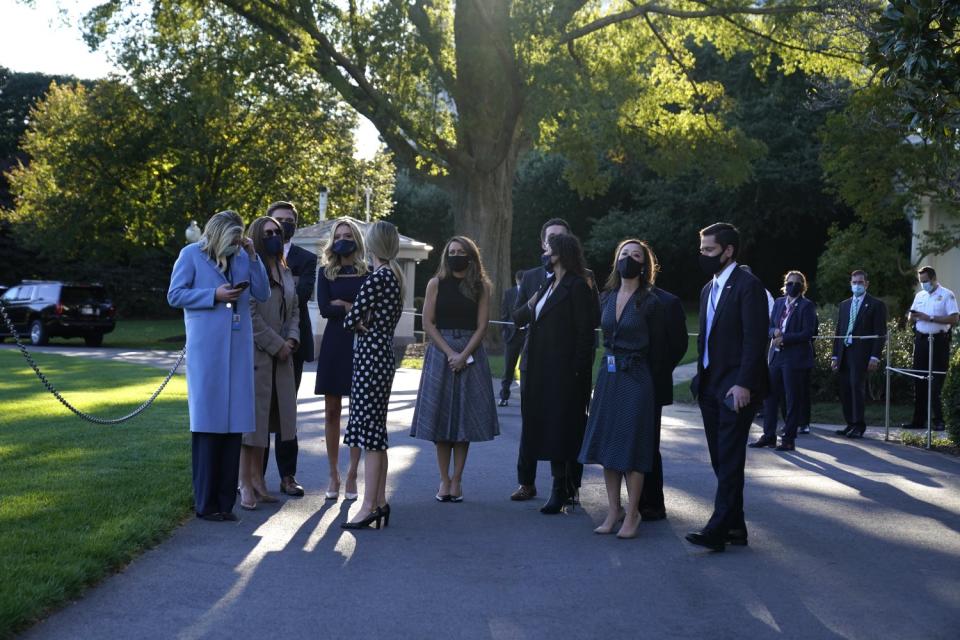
[30,319,49,346]
[84,333,104,347]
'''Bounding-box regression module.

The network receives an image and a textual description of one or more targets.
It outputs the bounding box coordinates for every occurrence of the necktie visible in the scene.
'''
[703,279,720,368]
[845,296,861,346]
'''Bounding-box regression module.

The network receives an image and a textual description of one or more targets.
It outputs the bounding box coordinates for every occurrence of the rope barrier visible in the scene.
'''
[0,300,185,424]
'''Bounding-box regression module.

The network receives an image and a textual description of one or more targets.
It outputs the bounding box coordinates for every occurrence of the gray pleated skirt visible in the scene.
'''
[410,329,500,443]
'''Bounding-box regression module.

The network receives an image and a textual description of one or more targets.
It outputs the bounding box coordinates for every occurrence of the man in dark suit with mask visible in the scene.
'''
[831,269,887,439]
[499,270,525,407]
[264,201,317,497]
[639,282,688,521]
[687,222,768,552]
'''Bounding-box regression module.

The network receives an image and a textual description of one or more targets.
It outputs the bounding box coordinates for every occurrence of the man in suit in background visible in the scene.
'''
[510,217,599,501]
[265,201,317,497]
[831,269,887,439]
[687,222,768,552]
[499,270,526,407]
[639,277,689,521]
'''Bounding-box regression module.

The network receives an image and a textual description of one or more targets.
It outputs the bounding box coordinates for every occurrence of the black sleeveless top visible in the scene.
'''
[436,276,478,330]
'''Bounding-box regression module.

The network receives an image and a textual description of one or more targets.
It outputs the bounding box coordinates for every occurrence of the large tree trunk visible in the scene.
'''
[451,148,520,340]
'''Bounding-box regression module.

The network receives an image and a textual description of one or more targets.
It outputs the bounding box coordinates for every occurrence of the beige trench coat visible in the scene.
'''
[244,265,300,447]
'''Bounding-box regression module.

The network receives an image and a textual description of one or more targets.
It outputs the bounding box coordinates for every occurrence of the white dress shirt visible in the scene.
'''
[911,285,958,335]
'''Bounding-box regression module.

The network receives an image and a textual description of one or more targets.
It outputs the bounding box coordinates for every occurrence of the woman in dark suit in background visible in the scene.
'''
[514,234,597,515]
[750,270,817,452]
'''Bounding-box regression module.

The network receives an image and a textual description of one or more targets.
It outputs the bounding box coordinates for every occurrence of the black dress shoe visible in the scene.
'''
[798,425,811,434]
[835,425,854,436]
[640,508,667,522]
[748,436,777,448]
[685,531,726,552]
[775,440,796,451]
[498,398,508,407]
[197,512,225,522]
[540,483,571,514]
[846,425,866,439]
[726,529,748,546]
[220,512,239,522]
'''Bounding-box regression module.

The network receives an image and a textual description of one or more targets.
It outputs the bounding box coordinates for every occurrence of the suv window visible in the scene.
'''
[61,286,107,304]
[18,286,35,301]
[36,284,61,301]
[1,287,18,302]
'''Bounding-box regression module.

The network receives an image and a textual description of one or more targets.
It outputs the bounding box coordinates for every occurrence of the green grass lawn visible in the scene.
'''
[0,351,191,637]
[6,318,187,351]
[670,380,913,427]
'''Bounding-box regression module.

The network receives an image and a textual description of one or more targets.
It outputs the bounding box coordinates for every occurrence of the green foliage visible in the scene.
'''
[943,344,960,445]
[3,6,367,310]
[869,0,960,137]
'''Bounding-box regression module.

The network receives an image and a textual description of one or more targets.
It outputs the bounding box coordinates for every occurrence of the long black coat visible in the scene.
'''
[514,272,598,461]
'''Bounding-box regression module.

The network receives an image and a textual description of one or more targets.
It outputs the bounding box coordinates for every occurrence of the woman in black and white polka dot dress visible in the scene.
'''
[341,221,404,530]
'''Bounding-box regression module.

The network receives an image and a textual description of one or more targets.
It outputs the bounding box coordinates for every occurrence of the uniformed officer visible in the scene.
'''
[902,266,959,431]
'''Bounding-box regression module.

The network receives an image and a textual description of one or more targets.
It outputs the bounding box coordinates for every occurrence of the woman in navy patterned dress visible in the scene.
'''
[579,239,666,539]
[341,221,404,530]
[315,218,368,501]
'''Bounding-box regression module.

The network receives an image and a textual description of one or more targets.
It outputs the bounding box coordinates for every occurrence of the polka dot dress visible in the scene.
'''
[342,266,403,451]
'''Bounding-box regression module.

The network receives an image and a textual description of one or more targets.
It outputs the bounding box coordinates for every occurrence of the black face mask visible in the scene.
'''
[698,253,726,276]
[617,257,645,280]
[785,282,803,298]
[280,221,296,242]
[541,254,555,274]
[446,254,470,273]
[263,235,283,257]
[331,239,357,256]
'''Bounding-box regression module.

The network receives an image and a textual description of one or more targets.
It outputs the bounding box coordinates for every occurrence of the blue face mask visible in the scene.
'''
[851,284,866,297]
[921,281,934,293]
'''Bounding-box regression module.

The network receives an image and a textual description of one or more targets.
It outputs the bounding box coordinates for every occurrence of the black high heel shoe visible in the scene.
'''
[846,425,866,439]
[379,504,391,528]
[340,508,383,530]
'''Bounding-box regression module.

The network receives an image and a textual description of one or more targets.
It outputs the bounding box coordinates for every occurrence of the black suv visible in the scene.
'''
[0,281,116,346]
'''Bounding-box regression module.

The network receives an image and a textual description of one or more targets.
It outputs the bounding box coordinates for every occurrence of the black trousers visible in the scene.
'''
[697,370,755,535]
[192,432,242,516]
[262,356,302,480]
[638,406,665,514]
[838,358,867,429]
[549,460,584,490]
[911,332,951,426]
[500,334,525,401]
[762,360,810,443]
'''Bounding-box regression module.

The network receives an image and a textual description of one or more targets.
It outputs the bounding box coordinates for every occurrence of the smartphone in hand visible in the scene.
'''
[233,280,250,291]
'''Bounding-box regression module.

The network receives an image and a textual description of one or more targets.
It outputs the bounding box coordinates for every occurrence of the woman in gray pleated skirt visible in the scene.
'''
[411,236,499,502]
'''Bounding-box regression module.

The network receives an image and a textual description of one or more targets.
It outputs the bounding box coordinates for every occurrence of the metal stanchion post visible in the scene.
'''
[926,334,934,450]
[884,336,892,442]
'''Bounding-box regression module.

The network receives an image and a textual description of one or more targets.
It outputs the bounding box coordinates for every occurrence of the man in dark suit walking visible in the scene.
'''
[499,270,525,407]
[265,201,318,496]
[687,222,768,552]
[638,283,688,521]
[831,269,887,439]
[510,217,600,502]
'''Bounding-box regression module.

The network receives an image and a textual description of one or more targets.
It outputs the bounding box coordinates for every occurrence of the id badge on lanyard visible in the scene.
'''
[232,313,241,331]
[607,355,616,373]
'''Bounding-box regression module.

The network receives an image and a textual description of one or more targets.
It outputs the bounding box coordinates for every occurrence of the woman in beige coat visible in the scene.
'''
[238,216,301,510]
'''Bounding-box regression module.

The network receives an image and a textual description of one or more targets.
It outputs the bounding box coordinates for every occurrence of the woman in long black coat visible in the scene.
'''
[513,233,598,514]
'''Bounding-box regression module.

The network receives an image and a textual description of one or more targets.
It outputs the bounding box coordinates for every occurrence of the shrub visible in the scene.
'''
[943,342,960,446]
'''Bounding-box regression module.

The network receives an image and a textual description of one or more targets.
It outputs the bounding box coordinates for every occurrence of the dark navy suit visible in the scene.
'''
[691,265,768,537]
[762,296,817,444]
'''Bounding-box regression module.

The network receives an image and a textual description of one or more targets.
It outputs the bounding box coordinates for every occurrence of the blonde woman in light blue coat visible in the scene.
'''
[168,210,270,521]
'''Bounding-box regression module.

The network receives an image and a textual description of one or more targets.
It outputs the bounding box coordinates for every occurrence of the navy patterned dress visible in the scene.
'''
[342,266,403,451]
[579,289,659,473]
[314,266,367,396]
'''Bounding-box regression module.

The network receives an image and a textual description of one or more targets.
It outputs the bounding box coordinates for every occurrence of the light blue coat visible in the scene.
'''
[167,243,270,434]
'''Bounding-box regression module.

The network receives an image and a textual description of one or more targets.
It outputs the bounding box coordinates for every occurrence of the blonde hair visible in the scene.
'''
[781,270,808,296]
[434,235,490,302]
[322,218,369,280]
[366,220,405,298]
[199,210,244,272]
